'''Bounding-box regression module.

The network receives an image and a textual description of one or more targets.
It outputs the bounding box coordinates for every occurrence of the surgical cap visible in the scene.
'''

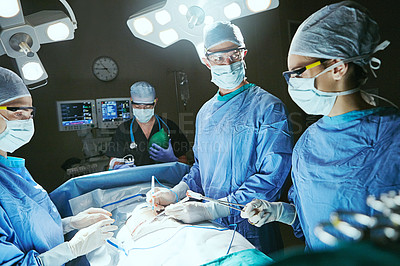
[203,21,245,51]
[0,67,30,105]
[130,81,156,104]
[289,1,380,66]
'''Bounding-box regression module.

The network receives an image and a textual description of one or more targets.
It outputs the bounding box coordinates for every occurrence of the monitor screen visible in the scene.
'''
[96,98,132,129]
[57,100,97,131]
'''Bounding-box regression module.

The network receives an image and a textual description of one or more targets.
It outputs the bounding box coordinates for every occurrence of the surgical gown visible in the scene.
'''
[289,107,400,250]
[183,83,293,253]
[0,156,64,265]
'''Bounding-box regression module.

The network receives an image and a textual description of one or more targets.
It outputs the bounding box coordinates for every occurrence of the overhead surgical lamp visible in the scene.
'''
[0,0,77,89]
[127,0,279,60]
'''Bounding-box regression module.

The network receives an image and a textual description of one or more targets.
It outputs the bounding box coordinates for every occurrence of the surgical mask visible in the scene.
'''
[133,108,154,123]
[0,115,34,153]
[210,61,245,90]
[288,61,360,116]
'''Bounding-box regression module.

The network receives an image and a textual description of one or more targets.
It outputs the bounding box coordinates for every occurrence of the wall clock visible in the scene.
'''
[92,56,119,81]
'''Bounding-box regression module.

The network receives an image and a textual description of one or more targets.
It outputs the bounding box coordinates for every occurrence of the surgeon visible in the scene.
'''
[147,21,293,254]
[0,67,118,265]
[106,81,190,168]
[240,1,400,250]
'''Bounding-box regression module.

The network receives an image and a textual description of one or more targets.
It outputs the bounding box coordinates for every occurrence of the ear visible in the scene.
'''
[202,57,211,69]
[331,60,348,81]
[154,98,158,106]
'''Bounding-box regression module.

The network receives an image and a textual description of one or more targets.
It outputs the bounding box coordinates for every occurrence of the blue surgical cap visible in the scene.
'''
[289,1,381,66]
[130,81,156,104]
[203,21,245,52]
[0,67,30,105]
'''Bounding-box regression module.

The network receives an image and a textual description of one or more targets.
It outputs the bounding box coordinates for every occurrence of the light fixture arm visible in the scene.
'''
[59,0,77,29]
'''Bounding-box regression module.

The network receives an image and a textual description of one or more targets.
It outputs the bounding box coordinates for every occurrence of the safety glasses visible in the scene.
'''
[282,60,327,84]
[206,47,246,65]
[131,101,155,109]
[0,106,36,119]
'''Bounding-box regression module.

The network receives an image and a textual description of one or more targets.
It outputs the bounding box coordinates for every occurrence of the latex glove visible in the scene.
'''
[165,199,230,224]
[62,207,112,234]
[38,219,117,266]
[112,163,136,170]
[149,139,178,162]
[68,218,118,258]
[146,181,189,211]
[241,199,297,227]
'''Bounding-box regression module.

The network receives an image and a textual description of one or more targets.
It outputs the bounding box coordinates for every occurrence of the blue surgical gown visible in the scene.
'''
[183,83,293,253]
[289,107,400,250]
[0,156,64,265]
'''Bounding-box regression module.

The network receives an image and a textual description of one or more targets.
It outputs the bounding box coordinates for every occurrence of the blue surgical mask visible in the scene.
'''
[210,61,246,90]
[288,61,360,116]
[133,108,154,123]
[0,115,35,153]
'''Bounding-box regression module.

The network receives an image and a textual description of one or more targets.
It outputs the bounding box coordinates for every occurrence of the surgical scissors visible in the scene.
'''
[186,190,246,212]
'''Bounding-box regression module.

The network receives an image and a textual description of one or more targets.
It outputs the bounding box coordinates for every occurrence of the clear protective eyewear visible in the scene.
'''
[0,106,36,119]
[206,47,246,65]
[131,101,155,109]
[282,59,327,85]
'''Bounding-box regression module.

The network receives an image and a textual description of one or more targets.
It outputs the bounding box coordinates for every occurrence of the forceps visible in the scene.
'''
[186,190,246,212]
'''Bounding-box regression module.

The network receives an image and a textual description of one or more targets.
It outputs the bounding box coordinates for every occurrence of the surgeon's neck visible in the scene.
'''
[0,150,6,158]
[328,91,374,117]
[219,80,248,96]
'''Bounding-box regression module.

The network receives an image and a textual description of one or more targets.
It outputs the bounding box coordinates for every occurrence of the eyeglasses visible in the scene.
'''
[0,106,36,119]
[282,60,327,84]
[206,47,246,65]
[132,101,155,109]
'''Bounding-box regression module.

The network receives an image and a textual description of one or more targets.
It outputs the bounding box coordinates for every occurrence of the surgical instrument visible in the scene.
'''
[186,190,245,212]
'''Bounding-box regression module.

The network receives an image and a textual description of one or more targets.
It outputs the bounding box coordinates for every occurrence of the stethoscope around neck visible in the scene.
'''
[130,115,170,149]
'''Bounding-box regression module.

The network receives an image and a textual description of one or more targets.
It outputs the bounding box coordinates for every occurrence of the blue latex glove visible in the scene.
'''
[149,139,178,162]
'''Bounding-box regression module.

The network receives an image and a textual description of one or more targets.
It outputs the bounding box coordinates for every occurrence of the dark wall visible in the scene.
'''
[1,0,399,195]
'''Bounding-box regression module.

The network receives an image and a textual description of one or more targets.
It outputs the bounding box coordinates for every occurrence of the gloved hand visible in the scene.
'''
[38,218,117,266]
[68,218,118,258]
[146,181,189,211]
[165,199,230,224]
[240,199,297,227]
[62,207,112,234]
[149,139,178,162]
[112,163,136,170]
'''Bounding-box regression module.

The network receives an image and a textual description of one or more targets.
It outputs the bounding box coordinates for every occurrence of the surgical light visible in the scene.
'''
[224,3,242,19]
[246,0,272,13]
[0,0,77,88]
[204,16,214,25]
[46,22,70,41]
[159,28,179,45]
[155,10,171,25]
[133,17,153,36]
[0,0,20,18]
[126,0,279,61]
[21,61,44,81]
[178,5,188,16]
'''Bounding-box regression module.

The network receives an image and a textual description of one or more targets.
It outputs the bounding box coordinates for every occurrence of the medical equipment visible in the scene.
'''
[186,190,245,212]
[151,176,155,210]
[315,190,400,246]
[56,100,97,131]
[96,98,132,129]
[108,155,135,170]
[129,115,170,150]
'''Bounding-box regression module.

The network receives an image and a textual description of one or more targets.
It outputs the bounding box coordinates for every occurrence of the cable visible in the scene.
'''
[101,193,146,208]
[226,224,237,254]
[153,175,179,203]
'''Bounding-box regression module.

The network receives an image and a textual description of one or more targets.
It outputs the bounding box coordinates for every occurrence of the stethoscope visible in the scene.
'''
[130,115,170,149]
